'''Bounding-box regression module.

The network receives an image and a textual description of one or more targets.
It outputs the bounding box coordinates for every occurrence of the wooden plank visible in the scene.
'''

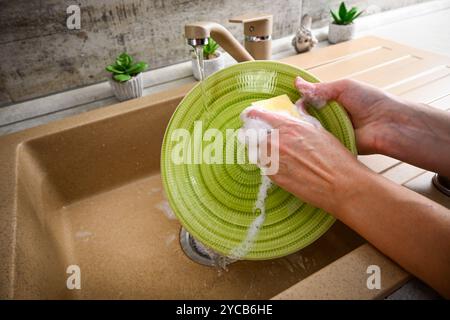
[283,37,390,70]
[397,67,450,103]
[288,36,450,110]
[358,154,399,173]
[308,46,408,80]
[353,55,433,87]
[428,94,450,111]
[382,163,426,185]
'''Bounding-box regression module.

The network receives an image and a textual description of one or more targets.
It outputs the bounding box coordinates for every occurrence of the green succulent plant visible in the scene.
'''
[106,53,148,82]
[330,2,363,25]
[203,38,220,59]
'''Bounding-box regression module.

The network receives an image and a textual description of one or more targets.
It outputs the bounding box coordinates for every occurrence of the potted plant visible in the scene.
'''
[191,38,225,80]
[106,53,148,101]
[328,2,363,44]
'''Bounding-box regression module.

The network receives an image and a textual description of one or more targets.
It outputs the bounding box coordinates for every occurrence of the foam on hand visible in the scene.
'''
[240,94,322,135]
[239,95,296,165]
[231,95,326,260]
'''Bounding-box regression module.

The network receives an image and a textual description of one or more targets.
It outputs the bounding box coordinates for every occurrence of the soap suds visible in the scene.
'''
[191,236,236,270]
[231,96,323,260]
[156,201,177,220]
[231,103,280,260]
[237,111,272,165]
[294,101,324,129]
[148,187,161,196]
[295,76,328,110]
[297,92,327,110]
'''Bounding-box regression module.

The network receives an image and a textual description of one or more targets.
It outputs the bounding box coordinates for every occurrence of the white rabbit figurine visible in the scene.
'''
[292,14,318,53]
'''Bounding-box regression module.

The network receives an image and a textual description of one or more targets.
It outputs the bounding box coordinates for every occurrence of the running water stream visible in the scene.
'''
[192,47,271,262]
[229,172,271,260]
[193,45,211,119]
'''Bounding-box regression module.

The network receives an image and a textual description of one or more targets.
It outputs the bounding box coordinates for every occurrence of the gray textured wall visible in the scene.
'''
[0,0,431,105]
[305,0,433,28]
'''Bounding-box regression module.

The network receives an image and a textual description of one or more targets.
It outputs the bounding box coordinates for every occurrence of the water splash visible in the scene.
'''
[165,233,177,246]
[156,201,177,220]
[228,172,271,260]
[191,235,236,270]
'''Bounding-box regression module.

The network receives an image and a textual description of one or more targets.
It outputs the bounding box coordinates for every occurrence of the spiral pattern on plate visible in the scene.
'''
[161,61,356,259]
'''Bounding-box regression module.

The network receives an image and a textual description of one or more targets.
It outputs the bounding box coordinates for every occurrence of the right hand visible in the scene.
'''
[294,77,406,155]
[245,107,368,214]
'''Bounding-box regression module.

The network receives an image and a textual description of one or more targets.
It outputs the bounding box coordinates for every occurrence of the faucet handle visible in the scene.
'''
[229,14,273,38]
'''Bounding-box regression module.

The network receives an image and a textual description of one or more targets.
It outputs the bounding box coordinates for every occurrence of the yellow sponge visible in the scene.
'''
[251,94,299,118]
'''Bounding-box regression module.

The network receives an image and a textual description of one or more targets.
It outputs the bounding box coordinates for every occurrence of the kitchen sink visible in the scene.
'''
[7,90,364,299]
[6,36,446,299]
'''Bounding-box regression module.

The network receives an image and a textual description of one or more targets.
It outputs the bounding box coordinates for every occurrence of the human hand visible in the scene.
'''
[294,77,406,155]
[246,108,371,214]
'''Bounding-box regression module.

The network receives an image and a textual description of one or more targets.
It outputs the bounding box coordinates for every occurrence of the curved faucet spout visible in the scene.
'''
[185,21,254,62]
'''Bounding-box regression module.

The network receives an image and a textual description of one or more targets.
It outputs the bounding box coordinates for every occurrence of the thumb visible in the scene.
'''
[294,76,345,109]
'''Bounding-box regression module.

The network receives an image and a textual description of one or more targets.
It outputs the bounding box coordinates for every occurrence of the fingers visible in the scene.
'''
[245,104,323,131]
[294,76,316,95]
[244,107,290,128]
[294,96,309,115]
[294,76,348,109]
[294,79,327,110]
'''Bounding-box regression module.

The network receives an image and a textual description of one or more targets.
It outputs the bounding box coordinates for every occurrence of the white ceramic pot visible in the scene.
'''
[192,51,225,81]
[328,22,356,44]
[109,72,144,101]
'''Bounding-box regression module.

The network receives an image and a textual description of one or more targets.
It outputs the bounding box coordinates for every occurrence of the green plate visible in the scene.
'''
[161,61,356,260]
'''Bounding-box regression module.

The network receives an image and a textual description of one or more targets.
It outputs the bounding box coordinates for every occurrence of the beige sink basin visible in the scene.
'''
[3,85,366,299]
[2,36,449,299]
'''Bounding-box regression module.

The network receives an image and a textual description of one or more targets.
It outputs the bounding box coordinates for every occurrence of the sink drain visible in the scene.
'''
[179,228,235,267]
